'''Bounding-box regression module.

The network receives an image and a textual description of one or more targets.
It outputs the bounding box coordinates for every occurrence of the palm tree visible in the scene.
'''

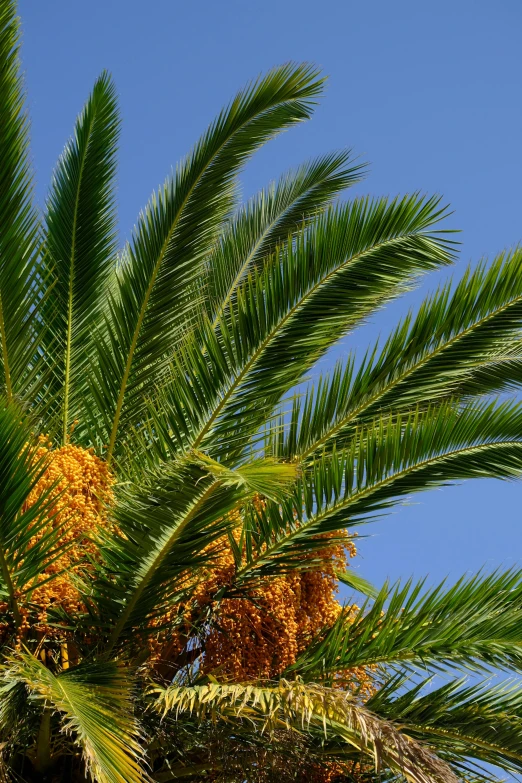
[1,1,522,780]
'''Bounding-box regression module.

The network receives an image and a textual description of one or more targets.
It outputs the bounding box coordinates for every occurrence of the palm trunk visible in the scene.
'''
[33,706,52,776]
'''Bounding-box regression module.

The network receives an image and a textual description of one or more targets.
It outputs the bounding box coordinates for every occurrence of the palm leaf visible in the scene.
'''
[42,71,119,443]
[367,675,522,777]
[4,653,147,783]
[0,0,42,403]
[89,63,324,462]
[291,569,522,679]
[153,679,459,783]
[285,248,522,460]
[235,400,522,578]
[207,149,366,325]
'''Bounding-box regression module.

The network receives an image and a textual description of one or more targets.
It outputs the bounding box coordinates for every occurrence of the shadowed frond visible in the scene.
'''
[42,72,120,443]
[4,654,147,783]
[153,679,460,783]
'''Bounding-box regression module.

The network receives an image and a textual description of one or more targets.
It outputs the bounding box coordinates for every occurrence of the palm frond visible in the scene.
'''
[207,150,366,325]
[235,399,522,578]
[0,0,42,403]
[4,653,147,783]
[95,456,296,652]
[153,679,459,783]
[291,569,522,679]
[42,71,119,443]
[143,195,454,464]
[88,63,324,461]
[366,675,522,777]
[283,248,522,460]
[335,570,379,599]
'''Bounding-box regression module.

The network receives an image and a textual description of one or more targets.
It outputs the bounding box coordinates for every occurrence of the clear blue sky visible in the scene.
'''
[18,0,522,591]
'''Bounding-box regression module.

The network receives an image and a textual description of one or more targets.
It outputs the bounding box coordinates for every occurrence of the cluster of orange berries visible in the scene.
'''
[3,441,372,703]
[12,439,114,639]
[202,547,355,680]
[152,503,362,682]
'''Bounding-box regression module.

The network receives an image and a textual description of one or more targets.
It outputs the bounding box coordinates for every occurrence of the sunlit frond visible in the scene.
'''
[4,654,147,783]
[236,400,522,578]
[281,249,522,460]
[153,679,460,783]
[291,569,522,679]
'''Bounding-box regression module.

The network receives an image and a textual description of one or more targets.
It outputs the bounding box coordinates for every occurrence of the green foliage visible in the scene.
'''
[43,71,120,442]
[291,569,522,678]
[0,0,521,779]
[3,653,146,783]
[0,1,42,403]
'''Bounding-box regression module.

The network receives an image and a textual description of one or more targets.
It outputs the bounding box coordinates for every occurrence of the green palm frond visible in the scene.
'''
[4,653,147,783]
[42,71,120,443]
[207,150,366,325]
[153,679,460,783]
[0,1,42,403]
[236,400,522,577]
[334,570,379,599]
[366,675,522,778]
[95,456,296,652]
[291,569,522,679]
[88,63,324,462]
[141,195,453,464]
[281,248,522,461]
